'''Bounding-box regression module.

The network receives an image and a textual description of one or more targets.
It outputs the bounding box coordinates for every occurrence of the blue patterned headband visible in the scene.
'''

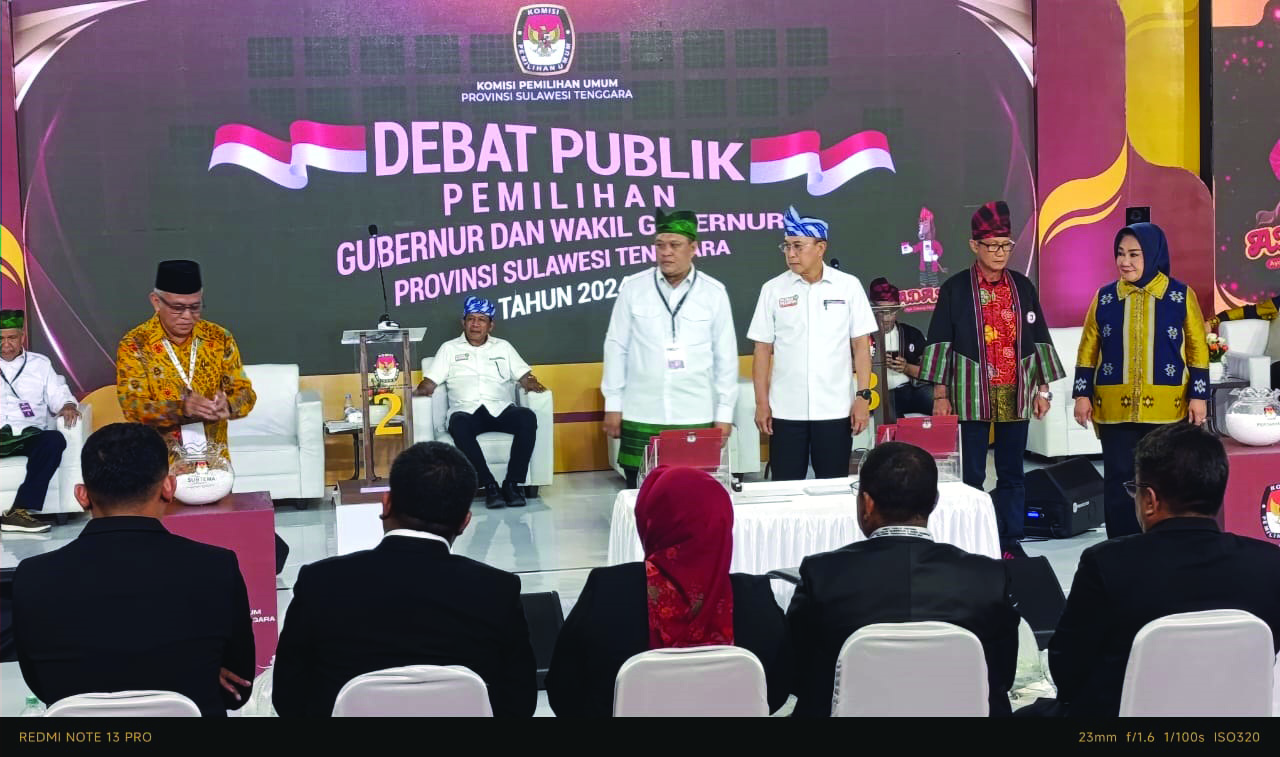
[463,296,496,318]
[783,206,828,240]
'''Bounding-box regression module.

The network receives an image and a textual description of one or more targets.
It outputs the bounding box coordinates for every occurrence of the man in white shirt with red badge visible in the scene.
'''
[416,297,547,509]
[0,309,80,532]
[749,207,877,480]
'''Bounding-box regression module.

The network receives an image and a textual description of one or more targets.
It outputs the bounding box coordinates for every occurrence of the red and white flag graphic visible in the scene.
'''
[208,121,367,189]
[749,130,894,196]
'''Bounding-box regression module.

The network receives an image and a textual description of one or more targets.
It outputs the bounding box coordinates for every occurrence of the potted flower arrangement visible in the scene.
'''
[1206,333,1229,382]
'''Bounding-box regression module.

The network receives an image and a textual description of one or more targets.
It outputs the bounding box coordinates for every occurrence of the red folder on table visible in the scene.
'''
[880,415,958,457]
[649,428,724,469]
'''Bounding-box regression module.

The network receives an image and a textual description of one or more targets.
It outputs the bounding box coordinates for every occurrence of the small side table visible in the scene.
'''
[164,491,278,676]
[333,480,388,556]
[324,416,405,480]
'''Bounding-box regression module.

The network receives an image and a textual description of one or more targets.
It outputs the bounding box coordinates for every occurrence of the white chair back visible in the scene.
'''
[45,691,201,717]
[1049,327,1085,366]
[1219,320,1269,357]
[1119,609,1274,716]
[832,621,989,716]
[229,363,300,438]
[331,665,492,717]
[613,645,769,717]
[420,358,452,435]
[1273,652,1280,717]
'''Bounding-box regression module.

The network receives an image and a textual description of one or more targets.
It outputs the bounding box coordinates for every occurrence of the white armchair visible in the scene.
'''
[1026,326,1102,459]
[606,377,763,481]
[1219,320,1272,389]
[411,357,554,495]
[227,364,324,503]
[0,403,92,523]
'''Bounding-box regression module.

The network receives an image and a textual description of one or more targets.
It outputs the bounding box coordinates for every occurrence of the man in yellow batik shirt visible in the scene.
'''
[116,260,256,457]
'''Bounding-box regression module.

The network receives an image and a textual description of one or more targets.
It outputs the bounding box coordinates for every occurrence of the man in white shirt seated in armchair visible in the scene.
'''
[0,309,80,532]
[415,297,547,509]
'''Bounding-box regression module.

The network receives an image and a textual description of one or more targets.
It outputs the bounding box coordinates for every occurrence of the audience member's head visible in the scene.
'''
[634,466,735,649]
[382,442,478,542]
[75,423,173,517]
[856,442,938,536]
[1133,422,1227,530]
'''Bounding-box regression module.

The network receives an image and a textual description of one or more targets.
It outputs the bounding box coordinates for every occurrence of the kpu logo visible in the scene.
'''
[514,4,575,76]
[1262,484,1280,540]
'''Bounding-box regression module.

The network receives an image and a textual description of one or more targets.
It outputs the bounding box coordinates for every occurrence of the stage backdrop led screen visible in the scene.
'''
[13,0,1034,391]
[1212,1,1280,313]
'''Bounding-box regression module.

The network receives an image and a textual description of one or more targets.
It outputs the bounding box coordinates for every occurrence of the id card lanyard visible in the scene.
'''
[653,268,698,342]
[163,338,207,445]
[0,353,27,399]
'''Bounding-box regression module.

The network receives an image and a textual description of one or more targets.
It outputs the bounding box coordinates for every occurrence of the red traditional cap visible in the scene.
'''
[971,200,1011,240]
[868,277,900,304]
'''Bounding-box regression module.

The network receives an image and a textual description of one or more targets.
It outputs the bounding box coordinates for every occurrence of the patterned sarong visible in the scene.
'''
[0,424,42,458]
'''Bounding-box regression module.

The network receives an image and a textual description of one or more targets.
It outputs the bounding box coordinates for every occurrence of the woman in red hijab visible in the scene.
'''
[546,466,792,716]
[636,465,736,647]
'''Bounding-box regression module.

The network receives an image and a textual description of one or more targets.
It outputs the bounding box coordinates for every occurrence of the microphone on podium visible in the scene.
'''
[828,258,841,270]
[368,224,400,330]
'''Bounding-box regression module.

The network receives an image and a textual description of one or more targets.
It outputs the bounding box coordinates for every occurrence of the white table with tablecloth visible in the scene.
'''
[607,477,1001,607]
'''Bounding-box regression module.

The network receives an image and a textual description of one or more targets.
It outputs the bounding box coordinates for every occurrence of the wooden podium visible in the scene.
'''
[340,327,426,485]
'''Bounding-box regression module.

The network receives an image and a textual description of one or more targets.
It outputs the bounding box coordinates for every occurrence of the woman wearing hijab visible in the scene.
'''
[545,466,791,716]
[1072,223,1209,538]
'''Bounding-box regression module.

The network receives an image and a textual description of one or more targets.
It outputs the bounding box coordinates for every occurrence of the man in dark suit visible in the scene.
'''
[786,441,1019,717]
[13,423,254,716]
[1045,423,1280,717]
[272,441,536,717]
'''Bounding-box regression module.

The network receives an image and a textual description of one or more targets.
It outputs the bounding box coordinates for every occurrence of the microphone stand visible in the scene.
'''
[368,224,400,330]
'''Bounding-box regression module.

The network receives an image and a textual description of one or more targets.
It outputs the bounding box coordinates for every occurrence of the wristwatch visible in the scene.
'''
[1038,390,1053,400]
[855,389,873,401]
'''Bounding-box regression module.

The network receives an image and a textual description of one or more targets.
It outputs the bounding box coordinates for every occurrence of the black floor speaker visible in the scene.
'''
[1005,556,1066,649]
[1024,457,1104,538]
[521,591,564,690]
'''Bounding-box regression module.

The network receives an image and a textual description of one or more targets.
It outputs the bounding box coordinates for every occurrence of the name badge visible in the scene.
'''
[454,353,470,361]
[665,344,688,372]
[778,294,799,308]
[19,401,34,418]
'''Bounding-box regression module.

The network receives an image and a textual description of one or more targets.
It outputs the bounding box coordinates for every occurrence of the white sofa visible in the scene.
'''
[227,364,325,504]
[1219,320,1272,389]
[411,357,555,495]
[0,404,92,523]
[606,377,763,481]
[1026,326,1103,459]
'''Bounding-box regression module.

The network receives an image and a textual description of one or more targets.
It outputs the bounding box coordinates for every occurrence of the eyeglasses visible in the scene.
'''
[778,242,815,253]
[978,241,1015,254]
[155,293,203,315]
[1122,480,1151,499]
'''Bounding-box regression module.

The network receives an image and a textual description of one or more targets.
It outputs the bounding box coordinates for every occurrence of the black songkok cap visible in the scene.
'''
[154,260,202,294]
